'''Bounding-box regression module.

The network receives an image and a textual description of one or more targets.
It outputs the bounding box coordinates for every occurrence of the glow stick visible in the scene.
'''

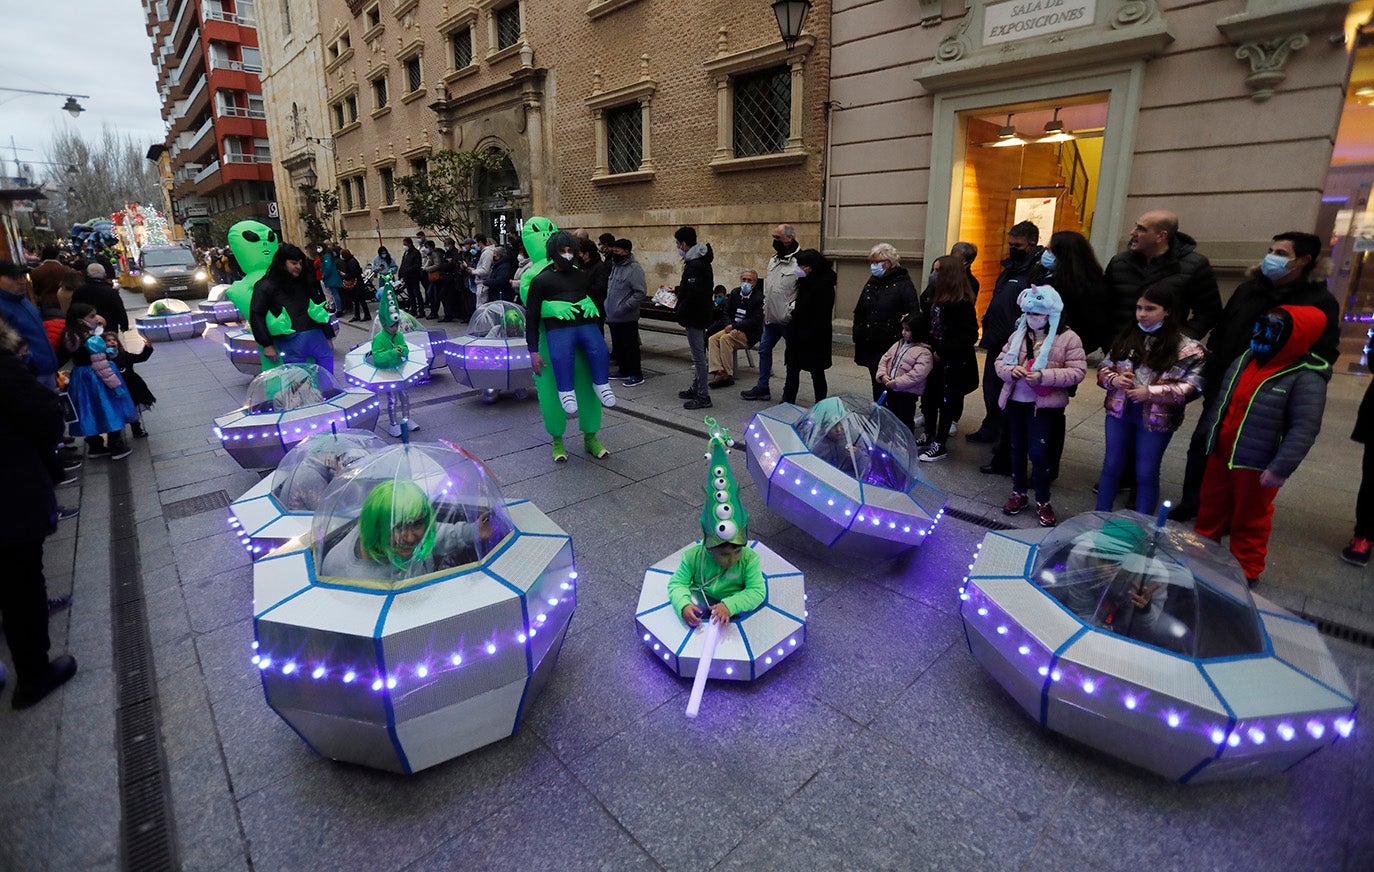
[685,619,721,718]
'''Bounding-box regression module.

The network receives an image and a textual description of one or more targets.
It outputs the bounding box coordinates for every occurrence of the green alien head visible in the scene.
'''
[227,220,279,278]
[519,217,558,305]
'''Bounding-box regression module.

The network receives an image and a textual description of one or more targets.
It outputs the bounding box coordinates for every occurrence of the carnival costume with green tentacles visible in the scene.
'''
[223,220,282,370]
[666,417,765,624]
[370,285,410,369]
[518,216,606,462]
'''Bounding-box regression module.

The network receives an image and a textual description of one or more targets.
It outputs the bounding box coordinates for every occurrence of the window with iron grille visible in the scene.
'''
[409,158,427,177]
[732,66,790,158]
[342,179,354,211]
[405,57,422,94]
[381,167,395,204]
[496,4,521,50]
[606,104,642,175]
[345,95,358,122]
[372,75,388,109]
[354,176,367,209]
[333,102,346,130]
[451,27,472,69]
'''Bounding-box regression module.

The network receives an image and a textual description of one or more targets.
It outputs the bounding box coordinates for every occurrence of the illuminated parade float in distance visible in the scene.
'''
[200,285,243,325]
[213,364,380,469]
[745,395,948,559]
[443,301,535,403]
[135,298,208,342]
[960,510,1357,782]
[228,428,388,558]
[250,440,577,773]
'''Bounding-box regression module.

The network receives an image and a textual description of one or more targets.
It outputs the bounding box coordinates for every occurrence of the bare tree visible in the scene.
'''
[44,124,162,232]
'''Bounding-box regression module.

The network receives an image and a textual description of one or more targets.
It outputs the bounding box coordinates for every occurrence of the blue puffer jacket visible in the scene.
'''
[1198,306,1330,479]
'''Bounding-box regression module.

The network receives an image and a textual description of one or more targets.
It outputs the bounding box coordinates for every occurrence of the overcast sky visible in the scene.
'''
[0,0,166,183]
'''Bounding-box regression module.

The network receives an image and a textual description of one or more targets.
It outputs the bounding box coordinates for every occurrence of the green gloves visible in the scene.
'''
[540,297,600,320]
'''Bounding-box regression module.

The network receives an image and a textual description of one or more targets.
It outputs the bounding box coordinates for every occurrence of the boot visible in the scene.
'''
[584,434,609,459]
[131,421,148,438]
[12,655,78,710]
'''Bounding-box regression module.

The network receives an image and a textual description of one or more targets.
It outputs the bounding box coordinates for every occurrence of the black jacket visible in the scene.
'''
[979,252,1040,351]
[785,266,836,372]
[0,350,63,546]
[1031,264,1111,355]
[930,297,981,395]
[399,245,423,279]
[1202,275,1339,401]
[708,286,765,345]
[71,279,129,332]
[249,271,330,349]
[853,266,921,368]
[488,257,515,301]
[674,243,716,330]
[525,263,594,352]
[1104,232,1222,340]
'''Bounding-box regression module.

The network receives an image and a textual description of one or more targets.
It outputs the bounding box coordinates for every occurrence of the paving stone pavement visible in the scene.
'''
[2,290,1371,871]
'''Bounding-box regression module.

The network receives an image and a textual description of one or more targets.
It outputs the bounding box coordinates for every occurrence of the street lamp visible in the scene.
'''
[302,166,318,189]
[61,97,85,119]
[0,87,91,118]
[771,0,811,50]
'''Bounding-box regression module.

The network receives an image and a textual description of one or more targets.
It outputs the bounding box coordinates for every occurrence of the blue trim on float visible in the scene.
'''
[764,602,806,625]
[372,594,411,773]
[254,584,313,620]
[1177,756,1214,784]
[737,623,756,680]
[1040,626,1088,726]
[1269,654,1356,704]
[635,602,672,618]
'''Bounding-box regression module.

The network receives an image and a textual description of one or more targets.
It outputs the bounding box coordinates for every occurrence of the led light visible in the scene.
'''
[1124,695,1137,710]
[1081,679,1095,694]
[251,641,259,649]
[789,637,796,647]
[1166,712,1181,729]
[537,613,547,622]
[386,676,397,689]
[486,643,497,654]
[976,607,988,617]
[1308,720,1326,739]
[1211,728,1226,745]
[1017,645,1030,656]
[725,666,734,675]
[250,655,260,665]
[642,633,651,642]
[343,670,356,683]
[765,656,773,665]
[450,654,462,666]
[663,653,670,661]
[416,665,429,678]
[1335,717,1355,738]
[569,571,579,579]
[959,592,970,601]
[1037,666,1049,677]
[548,598,559,606]
[1227,733,1241,747]
[1050,669,1061,682]
[996,626,1007,635]
[517,634,527,643]
[776,648,784,656]
[282,662,296,675]
[371,678,383,691]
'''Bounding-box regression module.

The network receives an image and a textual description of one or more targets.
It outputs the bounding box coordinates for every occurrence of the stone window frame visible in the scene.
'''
[369,65,391,116]
[361,1,384,41]
[477,0,526,63]
[586,79,656,186]
[585,0,644,20]
[703,34,814,173]
[373,157,399,210]
[339,172,369,216]
[398,40,426,103]
[393,0,420,19]
[438,8,479,84]
[330,84,361,136]
[324,31,354,74]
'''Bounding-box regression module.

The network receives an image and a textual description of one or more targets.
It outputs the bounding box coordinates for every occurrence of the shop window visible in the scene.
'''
[606,105,642,175]
[496,4,520,50]
[733,66,789,159]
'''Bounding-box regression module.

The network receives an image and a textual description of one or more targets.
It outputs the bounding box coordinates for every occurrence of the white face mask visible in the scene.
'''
[794,266,808,278]
[560,252,575,262]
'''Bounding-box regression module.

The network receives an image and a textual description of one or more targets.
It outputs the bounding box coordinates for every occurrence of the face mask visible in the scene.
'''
[90,324,104,336]
[1138,320,1164,334]
[1008,248,1028,263]
[1025,313,1049,330]
[773,239,789,255]
[677,247,686,259]
[740,282,753,294]
[794,266,808,278]
[870,263,886,278]
[1250,312,1290,362]
[713,296,726,306]
[559,252,575,262]
[1040,250,1056,270]
[1260,253,1292,280]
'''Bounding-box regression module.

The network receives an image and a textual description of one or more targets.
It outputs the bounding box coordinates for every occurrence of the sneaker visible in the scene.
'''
[558,391,578,414]
[62,460,82,472]
[57,506,79,521]
[1002,492,1029,515]
[678,387,698,400]
[57,473,79,487]
[948,421,959,437]
[683,394,713,410]
[914,432,933,449]
[110,444,133,461]
[131,422,148,438]
[1341,536,1372,567]
[11,654,77,710]
[918,442,947,462]
[740,386,772,401]
[620,376,645,387]
[47,595,71,616]
[1036,502,1057,527]
[708,375,735,389]
[87,444,110,458]
[594,383,617,408]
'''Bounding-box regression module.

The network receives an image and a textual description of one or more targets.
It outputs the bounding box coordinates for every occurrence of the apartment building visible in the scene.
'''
[144,0,277,244]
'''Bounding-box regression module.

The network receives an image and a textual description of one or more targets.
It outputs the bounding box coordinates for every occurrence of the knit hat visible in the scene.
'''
[700,417,748,547]
[1001,284,1064,372]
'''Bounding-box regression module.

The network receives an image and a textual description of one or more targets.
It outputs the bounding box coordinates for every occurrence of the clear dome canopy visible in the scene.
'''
[1031,511,1264,658]
[370,309,423,340]
[795,394,916,490]
[244,364,343,414]
[271,428,387,512]
[147,298,192,315]
[468,301,526,339]
[311,442,513,589]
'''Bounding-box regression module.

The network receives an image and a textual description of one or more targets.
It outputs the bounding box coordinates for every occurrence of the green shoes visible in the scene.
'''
[551,437,568,463]
[584,434,609,459]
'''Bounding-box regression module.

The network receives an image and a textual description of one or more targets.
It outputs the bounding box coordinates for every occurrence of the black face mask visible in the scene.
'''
[1008,248,1029,262]
[773,239,790,255]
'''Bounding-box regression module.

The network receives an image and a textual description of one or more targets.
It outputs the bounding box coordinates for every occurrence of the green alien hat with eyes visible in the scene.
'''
[700,417,749,548]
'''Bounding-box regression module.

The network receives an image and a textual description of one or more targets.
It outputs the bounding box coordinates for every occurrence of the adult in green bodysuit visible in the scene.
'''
[223,220,281,370]
[518,217,609,463]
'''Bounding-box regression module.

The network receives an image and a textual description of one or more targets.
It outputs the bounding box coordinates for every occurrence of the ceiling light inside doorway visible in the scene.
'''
[1038,107,1075,143]
[992,114,1025,147]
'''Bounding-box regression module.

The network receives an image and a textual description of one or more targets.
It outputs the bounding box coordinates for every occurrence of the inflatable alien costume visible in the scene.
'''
[518,217,608,462]
[223,220,281,370]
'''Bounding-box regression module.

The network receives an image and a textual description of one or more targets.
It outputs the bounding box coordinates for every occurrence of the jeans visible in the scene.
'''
[608,321,642,379]
[545,323,610,391]
[327,285,345,313]
[276,329,335,374]
[425,278,439,315]
[685,327,709,396]
[1096,403,1174,515]
[1005,401,1060,504]
[0,540,52,682]
[753,322,789,388]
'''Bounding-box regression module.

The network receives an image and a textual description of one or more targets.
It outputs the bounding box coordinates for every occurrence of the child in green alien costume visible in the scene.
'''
[222,220,282,370]
[370,286,410,369]
[518,217,609,463]
[667,418,765,628]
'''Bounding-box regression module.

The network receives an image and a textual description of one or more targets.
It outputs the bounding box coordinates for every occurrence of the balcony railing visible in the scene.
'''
[218,105,267,119]
[171,49,193,87]
[222,153,270,165]
[189,116,215,149]
[203,5,256,27]
[207,55,262,75]
[194,160,221,184]
[183,74,207,110]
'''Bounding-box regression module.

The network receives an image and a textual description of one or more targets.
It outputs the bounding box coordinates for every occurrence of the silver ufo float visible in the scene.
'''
[443,301,535,401]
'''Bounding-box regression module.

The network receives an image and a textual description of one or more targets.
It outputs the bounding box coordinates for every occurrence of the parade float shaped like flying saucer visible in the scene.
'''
[960,510,1358,783]
[135,297,207,341]
[343,337,430,392]
[744,395,948,559]
[443,301,535,402]
[213,364,380,470]
[369,309,441,382]
[250,440,577,773]
[228,428,387,559]
[200,286,242,324]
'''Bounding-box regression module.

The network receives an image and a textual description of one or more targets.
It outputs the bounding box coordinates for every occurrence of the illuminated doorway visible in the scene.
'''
[956,98,1106,316]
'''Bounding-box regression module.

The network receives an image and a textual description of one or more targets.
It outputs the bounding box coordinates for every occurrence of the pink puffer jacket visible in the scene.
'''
[994,328,1087,410]
[876,340,934,395]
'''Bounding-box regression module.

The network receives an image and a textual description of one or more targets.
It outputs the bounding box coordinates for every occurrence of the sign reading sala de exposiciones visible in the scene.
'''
[983,0,1096,46]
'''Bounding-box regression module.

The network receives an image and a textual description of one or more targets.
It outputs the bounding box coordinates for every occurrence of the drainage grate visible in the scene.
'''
[1300,612,1374,650]
[943,506,1016,531]
[161,489,230,521]
[109,461,180,871]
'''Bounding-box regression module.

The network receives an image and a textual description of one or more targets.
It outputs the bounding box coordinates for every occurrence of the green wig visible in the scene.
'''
[358,480,437,569]
[700,417,749,547]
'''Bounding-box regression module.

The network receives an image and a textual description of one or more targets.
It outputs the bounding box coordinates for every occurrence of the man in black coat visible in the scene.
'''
[966,221,1041,447]
[672,226,716,409]
[398,237,424,316]
[1104,210,1222,341]
[1170,231,1340,521]
[0,314,78,708]
[70,264,129,332]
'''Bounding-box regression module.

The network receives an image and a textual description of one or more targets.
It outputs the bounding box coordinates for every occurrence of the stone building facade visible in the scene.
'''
[825,0,1361,316]
[255,0,339,246]
[313,0,829,288]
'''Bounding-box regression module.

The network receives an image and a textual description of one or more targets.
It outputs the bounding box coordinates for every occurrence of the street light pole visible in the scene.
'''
[0,87,91,118]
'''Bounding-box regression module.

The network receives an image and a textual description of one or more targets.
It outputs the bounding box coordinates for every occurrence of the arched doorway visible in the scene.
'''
[475,148,522,245]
